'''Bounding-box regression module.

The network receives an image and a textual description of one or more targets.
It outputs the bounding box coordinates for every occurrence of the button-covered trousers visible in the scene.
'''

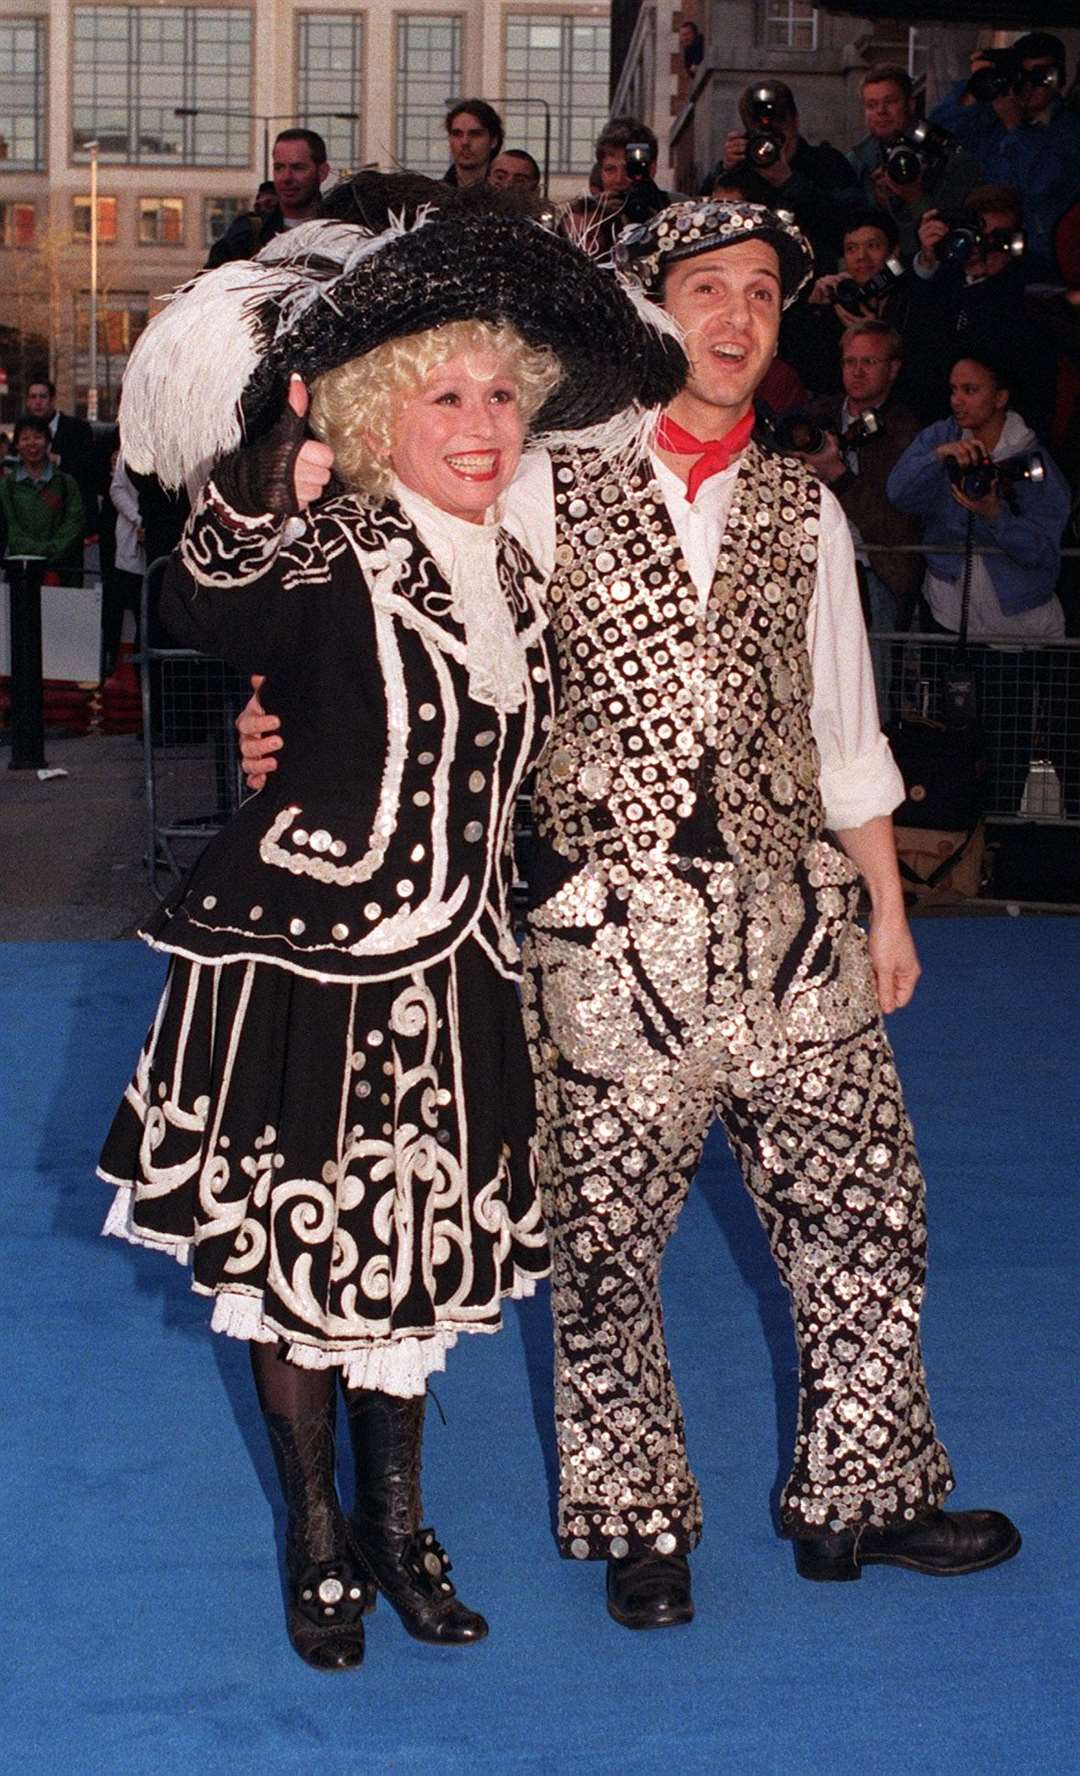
[522,846,955,1560]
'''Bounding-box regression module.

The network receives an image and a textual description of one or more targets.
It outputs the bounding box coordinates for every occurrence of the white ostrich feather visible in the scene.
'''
[119,208,438,497]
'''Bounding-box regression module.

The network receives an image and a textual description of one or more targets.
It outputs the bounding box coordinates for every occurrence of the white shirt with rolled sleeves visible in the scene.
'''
[503,446,905,833]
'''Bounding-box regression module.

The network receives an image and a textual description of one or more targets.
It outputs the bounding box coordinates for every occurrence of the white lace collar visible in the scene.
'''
[390,475,527,714]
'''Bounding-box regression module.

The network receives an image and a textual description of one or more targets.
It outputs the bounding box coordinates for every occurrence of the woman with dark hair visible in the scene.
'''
[443,99,504,187]
[887,347,1069,640]
[98,201,684,1673]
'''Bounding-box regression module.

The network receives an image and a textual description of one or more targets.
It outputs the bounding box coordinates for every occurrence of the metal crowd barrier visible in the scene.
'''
[136,541,1080,905]
[874,633,1080,827]
[138,557,252,897]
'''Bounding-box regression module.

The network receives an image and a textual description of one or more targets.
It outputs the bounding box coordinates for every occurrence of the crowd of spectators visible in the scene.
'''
[6,40,1078,687]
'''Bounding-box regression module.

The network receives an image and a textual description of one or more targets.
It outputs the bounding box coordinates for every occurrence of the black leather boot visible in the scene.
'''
[606,1553,695,1629]
[794,1507,1021,1581]
[344,1389,488,1645]
[262,1407,374,1671]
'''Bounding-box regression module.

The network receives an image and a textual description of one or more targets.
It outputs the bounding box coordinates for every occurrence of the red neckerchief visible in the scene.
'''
[655,409,755,501]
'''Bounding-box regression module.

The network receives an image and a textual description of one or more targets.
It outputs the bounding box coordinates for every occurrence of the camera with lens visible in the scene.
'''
[743,85,786,171]
[945,450,1045,501]
[965,48,1020,103]
[882,120,951,186]
[934,211,1025,269]
[620,142,666,224]
[769,409,884,457]
[829,258,905,311]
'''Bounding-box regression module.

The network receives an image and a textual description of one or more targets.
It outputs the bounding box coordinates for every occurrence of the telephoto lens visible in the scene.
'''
[775,414,826,456]
[945,455,998,501]
[743,85,784,170]
[883,141,922,185]
[965,50,1018,103]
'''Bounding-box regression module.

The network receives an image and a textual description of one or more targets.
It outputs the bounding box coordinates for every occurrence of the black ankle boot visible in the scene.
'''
[263,1407,373,1670]
[606,1552,695,1629]
[344,1389,488,1645]
[794,1507,1021,1582]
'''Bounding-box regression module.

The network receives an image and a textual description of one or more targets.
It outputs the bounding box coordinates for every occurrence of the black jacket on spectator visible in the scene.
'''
[781,279,915,403]
[50,410,99,540]
[807,392,924,625]
[770,137,860,266]
[205,205,290,269]
[904,260,1056,435]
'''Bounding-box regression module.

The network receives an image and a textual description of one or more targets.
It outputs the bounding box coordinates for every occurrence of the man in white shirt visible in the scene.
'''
[516,202,1018,1626]
[239,202,1020,1625]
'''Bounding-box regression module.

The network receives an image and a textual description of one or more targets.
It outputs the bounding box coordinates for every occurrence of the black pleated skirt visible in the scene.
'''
[99,940,548,1371]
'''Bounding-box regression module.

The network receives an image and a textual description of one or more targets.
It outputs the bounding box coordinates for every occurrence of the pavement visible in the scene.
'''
[0,732,155,940]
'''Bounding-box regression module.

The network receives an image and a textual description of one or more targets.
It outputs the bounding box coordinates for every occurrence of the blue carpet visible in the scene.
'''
[1,926,1076,1776]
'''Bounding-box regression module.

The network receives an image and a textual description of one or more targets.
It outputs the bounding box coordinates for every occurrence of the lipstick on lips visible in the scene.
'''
[444,451,501,482]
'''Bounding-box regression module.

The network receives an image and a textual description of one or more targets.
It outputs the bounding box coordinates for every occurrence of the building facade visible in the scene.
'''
[0,0,610,414]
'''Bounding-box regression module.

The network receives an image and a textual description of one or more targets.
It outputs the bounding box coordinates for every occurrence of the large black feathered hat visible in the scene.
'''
[121,200,687,495]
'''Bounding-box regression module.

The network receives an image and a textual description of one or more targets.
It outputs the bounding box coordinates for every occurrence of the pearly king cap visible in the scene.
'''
[120,194,688,497]
[613,199,815,309]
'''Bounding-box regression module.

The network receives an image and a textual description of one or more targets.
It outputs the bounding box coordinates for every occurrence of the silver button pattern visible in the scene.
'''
[289,918,305,936]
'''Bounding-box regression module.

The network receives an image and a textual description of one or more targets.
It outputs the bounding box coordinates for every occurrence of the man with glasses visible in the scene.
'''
[796,320,923,705]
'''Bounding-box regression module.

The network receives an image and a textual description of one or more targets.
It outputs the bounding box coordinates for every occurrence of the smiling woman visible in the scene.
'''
[309,318,559,509]
[99,194,685,1677]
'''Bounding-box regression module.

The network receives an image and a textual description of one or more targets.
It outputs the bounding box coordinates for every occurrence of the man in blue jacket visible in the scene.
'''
[931,32,1080,278]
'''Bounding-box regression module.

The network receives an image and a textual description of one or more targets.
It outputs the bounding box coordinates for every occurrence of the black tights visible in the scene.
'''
[250,1342,345,1563]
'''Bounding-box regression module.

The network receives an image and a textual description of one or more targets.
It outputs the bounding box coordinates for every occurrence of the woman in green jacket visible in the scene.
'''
[0,415,85,571]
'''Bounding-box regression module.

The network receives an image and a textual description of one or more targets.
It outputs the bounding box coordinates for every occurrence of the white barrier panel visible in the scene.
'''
[0,578,102,681]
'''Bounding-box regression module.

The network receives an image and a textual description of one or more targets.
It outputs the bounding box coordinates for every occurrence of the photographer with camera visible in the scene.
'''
[887,349,1068,640]
[931,33,1080,277]
[848,64,981,261]
[720,80,856,261]
[593,118,678,227]
[906,185,1054,435]
[788,211,910,398]
[795,321,923,634]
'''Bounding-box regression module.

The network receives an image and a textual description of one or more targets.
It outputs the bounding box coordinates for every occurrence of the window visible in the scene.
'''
[396,14,462,178]
[204,194,248,247]
[0,200,35,246]
[72,7,252,165]
[0,16,46,171]
[297,13,363,174]
[73,196,119,243]
[762,3,818,52]
[139,196,185,244]
[75,289,149,417]
[504,14,609,178]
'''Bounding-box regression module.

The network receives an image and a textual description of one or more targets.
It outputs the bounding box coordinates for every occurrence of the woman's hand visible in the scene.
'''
[236,675,281,792]
[934,439,987,467]
[212,375,333,518]
[286,377,335,509]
